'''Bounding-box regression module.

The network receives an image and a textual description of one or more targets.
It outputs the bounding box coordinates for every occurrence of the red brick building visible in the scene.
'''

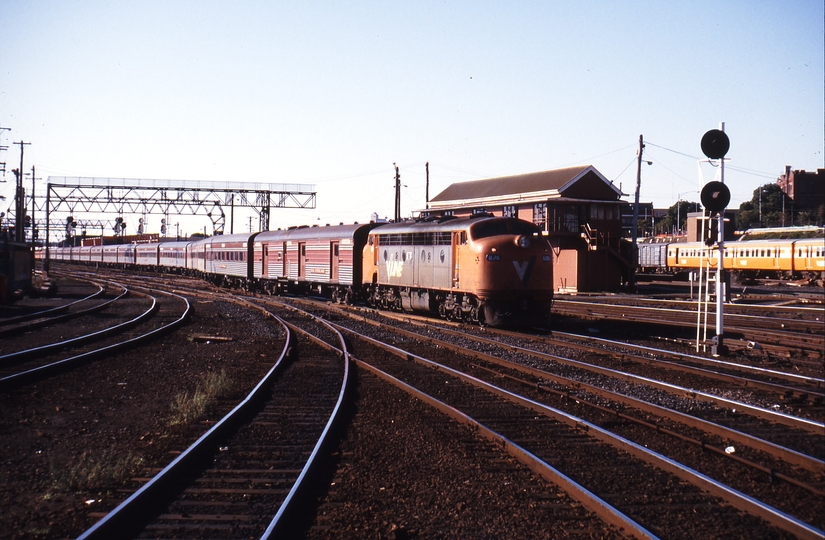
[423,166,629,292]
[777,166,825,215]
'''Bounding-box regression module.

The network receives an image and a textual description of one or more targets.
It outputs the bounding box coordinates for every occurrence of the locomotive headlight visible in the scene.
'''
[516,235,530,248]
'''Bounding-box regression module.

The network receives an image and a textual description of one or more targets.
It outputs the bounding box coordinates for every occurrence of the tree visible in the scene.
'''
[737,183,791,229]
[657,200,701,235]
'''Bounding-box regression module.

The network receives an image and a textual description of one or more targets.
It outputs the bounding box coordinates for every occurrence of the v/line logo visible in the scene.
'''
[512,256,536,286]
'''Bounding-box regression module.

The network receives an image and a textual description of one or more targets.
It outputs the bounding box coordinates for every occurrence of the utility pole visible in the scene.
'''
[425,162,430,210]
[0,126,10,179]
[630,134,644,293]
[393,163,401,222]
[30,165,37,242]
[13,141,31,242]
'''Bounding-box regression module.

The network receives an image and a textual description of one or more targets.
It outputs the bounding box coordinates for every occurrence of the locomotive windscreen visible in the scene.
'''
[470,219,541,240]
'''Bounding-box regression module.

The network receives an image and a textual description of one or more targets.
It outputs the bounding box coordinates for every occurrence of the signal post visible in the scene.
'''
[700,126,731,357]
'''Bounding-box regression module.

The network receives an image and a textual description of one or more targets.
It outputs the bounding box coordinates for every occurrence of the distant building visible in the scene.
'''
[422,165,629,292]
[777,166,824,214]
[620,202,655,237]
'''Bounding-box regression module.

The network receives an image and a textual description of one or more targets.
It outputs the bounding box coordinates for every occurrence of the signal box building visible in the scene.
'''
[422,165,628,292]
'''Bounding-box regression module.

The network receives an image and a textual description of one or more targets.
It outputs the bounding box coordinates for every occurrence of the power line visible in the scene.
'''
[646,141,779,179]
[644,141,700,160]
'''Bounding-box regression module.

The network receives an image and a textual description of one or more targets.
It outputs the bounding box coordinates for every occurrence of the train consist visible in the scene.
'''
[638,237,824,280]
[47,215,554,327]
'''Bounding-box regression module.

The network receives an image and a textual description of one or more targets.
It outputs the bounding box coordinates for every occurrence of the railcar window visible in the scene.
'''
[377,232,452,246]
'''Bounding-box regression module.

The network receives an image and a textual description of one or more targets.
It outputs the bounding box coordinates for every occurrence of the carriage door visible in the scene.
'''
[261,244,269,278]
[330,241,340,282]
[298,242,306,278]
[452,231,465,288]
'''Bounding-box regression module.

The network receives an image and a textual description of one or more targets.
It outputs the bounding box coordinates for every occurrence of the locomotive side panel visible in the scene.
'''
[372,231,453,290]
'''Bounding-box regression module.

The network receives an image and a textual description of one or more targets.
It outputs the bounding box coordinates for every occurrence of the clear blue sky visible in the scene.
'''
[1,1,822,236]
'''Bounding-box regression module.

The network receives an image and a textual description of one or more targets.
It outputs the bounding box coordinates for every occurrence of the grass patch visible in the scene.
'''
[168,370,234,426]
[51,448,144,492]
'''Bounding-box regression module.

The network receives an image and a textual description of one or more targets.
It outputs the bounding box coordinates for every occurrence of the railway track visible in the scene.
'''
[278,299,824,538]
[0,276,190,390]
[329,316,817,537]
[553,298,825,359]
[0,277,106,336]
[78,305,351,539]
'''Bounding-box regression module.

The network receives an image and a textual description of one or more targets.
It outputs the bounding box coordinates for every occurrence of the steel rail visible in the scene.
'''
[0,288,153,364]
[472,363,823,492]
[340,311,824,473]
[0,281,106,327]
[553,302,825,353]
[349,308,823,433]
[406,317,823,400]
[390,310,825,434]
[0,287,190,390]
[261,314,353,539]
[551,330,824,389]
[335,322,824,540]
[77,314,291,540]
[351,305,823,390]
[0,285,123,340]
[348,349,658,540]
[555,297,824,322]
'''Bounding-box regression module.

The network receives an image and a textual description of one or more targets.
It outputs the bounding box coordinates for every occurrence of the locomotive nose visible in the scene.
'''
[515,235,531,248]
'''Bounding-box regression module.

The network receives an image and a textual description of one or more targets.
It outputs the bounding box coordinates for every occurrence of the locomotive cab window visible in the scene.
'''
[470,219,541,240]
